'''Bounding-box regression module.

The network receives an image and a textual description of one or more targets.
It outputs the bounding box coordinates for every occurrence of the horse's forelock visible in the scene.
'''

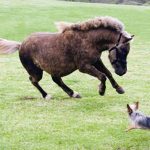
[121,31,134,45]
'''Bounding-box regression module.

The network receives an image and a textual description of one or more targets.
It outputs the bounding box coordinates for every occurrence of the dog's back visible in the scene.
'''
[130,111,150,129]
[138,115,150,129]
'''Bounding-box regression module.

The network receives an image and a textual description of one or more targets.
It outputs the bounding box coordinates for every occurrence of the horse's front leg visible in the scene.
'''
[51,76,81,98]
[93,59,125,94]
[79,64,106,96]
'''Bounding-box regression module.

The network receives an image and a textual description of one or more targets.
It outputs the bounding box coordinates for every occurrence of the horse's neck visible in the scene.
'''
[89,29,118,52]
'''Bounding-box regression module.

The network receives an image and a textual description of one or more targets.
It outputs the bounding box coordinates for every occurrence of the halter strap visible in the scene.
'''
[116,33,122,46]
[109,33,122,52]
[108,33,123,65]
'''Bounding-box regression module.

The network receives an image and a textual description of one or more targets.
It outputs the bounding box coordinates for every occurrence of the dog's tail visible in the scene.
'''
[0,38,21,54]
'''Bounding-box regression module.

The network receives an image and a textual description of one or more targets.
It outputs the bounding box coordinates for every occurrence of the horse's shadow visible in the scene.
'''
[20,95,80,101]
[20,96,38,101]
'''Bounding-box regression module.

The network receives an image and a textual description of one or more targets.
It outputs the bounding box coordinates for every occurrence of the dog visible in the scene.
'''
[126,102,150,131]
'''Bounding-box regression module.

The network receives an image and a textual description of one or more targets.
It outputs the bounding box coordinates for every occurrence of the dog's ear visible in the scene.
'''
[127,104,132,114]
[135,101,139,110]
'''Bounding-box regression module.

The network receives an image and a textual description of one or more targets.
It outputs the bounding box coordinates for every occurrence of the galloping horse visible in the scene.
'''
[0,16,134,99]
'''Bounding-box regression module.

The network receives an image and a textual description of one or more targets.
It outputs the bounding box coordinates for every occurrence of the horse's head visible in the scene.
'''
[108,33,134,76]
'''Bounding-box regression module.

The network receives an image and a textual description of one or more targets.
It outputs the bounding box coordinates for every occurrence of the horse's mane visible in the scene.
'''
[55,16,125,33]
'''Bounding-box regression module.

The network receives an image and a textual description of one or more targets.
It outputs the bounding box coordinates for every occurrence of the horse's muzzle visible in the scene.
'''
[115,69,127,76]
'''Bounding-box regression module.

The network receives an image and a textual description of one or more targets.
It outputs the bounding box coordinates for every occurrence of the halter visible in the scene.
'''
[109,33,122,65]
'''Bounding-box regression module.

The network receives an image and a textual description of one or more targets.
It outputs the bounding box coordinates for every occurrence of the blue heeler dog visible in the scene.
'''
[126,102,150,131]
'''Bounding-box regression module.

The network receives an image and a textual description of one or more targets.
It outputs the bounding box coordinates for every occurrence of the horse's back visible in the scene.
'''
[19,32,76,76]
[19,32,59,62]
[20,32,59,49]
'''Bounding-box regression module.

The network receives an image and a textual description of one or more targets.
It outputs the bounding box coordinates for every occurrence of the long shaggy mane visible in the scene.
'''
[55,16,125,33]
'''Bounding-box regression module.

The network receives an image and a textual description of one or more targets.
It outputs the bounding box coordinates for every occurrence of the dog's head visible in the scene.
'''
[127,102,139,116]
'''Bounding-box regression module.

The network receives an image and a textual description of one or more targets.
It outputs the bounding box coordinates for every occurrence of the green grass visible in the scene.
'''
[0,0,150,149]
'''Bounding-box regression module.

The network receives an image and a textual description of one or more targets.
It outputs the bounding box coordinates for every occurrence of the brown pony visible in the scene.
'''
[0,16,134,100]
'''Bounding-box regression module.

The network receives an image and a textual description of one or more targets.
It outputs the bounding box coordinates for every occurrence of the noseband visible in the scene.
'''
[109,33,122,65]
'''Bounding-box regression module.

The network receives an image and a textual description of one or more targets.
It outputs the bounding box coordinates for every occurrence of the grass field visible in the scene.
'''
[0,0,150,149]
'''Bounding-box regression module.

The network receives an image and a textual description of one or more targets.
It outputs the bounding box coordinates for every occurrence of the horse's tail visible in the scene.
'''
[0,38,21,54]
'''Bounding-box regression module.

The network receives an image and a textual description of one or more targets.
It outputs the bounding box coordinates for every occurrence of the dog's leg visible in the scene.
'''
[126,125,141,132]
[126,126,136,132]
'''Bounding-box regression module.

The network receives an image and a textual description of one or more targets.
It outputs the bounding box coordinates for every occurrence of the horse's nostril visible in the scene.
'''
[121,70,127,76]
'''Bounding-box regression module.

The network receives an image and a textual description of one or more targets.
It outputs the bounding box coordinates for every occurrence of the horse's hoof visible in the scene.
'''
[71,91,81,98]
[116,86,125,94]
[99,90,105,96]
[44,94,52,100]
[99,84,106,96]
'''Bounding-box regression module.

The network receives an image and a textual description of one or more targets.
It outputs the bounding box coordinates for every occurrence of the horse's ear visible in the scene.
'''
[124,37,133,43]
[131,35,135,38]
[122,32,134,44]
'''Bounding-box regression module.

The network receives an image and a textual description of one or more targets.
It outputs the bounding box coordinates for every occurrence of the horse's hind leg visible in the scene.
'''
[29,75,51,100]
[52,76,81,98]
[20,56,51,100]
[29,70,51,100]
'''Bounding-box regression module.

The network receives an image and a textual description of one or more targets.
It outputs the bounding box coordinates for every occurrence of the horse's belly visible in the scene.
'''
[35,58,76,77]
[50,66,76,77]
